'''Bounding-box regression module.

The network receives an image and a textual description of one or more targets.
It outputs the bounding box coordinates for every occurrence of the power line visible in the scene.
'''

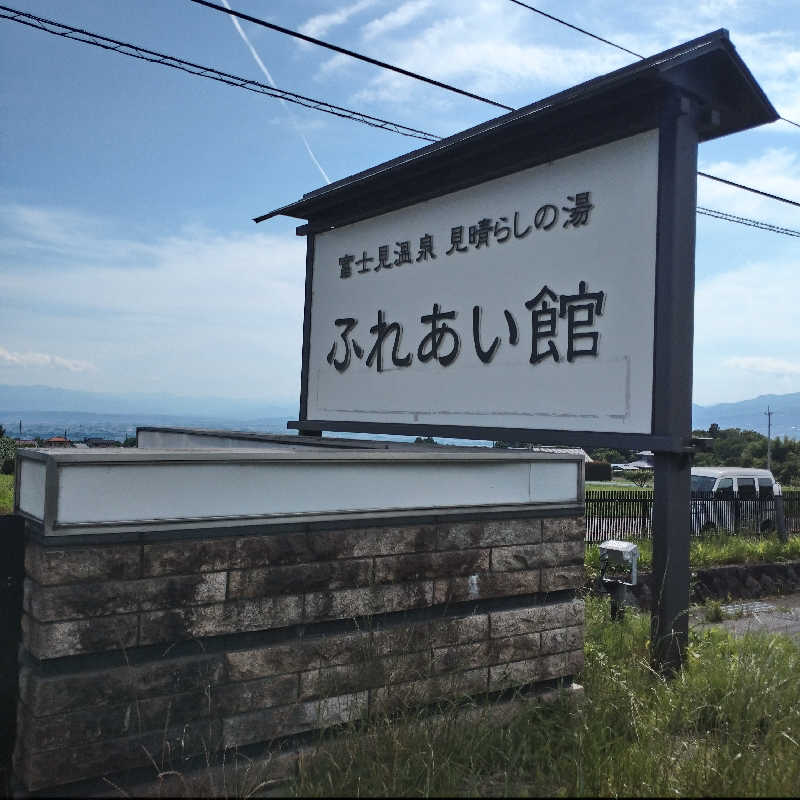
[188,0,514,112]
[193,1,800,210]
[506,0,644,59]
[0,5,439,143]
[505,0,800,131]
[698,172,800,209]
[3,4,796,238]
[697,207,800,237]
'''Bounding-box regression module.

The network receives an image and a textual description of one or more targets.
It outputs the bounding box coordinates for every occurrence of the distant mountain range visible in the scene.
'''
[0,384,797,440]
[0,384,296,420]
[692,393,800,439]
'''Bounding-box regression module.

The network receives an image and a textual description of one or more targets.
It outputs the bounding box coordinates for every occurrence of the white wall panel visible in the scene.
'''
[308,131,658,434]
[18,459,46,520]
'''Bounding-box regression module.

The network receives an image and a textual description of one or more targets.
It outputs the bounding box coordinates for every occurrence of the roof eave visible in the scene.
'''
[255,29,777,225]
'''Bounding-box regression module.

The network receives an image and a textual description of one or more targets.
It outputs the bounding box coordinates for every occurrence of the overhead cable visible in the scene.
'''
[2,5,796,237]
[697,207,800,237]
[188,0,514,112]
[506,0,644,59]
[698,171,800,209]
[192,0,800,209]
[0,4,439,142]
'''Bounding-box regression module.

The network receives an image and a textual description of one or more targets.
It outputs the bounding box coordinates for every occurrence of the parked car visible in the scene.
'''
[690,467,779,533]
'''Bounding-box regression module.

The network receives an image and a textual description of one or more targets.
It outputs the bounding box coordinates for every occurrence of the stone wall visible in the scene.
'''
[630,560,800,609]
[15,513,584,793]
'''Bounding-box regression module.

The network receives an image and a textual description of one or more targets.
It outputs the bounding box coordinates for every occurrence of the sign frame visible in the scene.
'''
[262,30,776,454]
[294,127,676,449]
[259,28,777,673]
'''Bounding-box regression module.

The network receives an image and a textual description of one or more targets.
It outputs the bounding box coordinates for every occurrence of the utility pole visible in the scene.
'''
[765,406,773,472]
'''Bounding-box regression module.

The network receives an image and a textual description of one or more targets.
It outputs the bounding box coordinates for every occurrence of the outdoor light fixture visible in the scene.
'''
[598,539,639,620]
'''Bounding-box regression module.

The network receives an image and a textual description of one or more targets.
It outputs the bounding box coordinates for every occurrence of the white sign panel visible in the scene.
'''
[306,130,659,434]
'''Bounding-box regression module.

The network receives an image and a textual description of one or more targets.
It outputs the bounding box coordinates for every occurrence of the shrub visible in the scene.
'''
[0,436,16,475]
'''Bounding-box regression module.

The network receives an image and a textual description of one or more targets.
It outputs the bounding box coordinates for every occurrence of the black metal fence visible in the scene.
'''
[585,490,800,542]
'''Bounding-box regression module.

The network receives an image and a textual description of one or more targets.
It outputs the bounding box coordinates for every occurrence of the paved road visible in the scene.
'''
[691,593,800,640]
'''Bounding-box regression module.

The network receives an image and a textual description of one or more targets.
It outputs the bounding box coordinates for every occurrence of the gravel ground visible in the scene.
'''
[691,593,800,640]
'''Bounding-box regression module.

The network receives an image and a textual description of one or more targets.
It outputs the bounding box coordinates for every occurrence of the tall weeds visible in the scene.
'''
[296,596,800,797]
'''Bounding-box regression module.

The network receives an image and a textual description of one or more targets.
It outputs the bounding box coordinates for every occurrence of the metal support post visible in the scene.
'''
[649,91,699,675]
[651,451,691,670]
[610,581,627,621]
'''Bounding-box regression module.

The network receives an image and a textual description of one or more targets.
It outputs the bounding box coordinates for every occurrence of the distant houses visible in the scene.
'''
[13,436,122,448]
[612,450,655,471]
[43,436,72,447]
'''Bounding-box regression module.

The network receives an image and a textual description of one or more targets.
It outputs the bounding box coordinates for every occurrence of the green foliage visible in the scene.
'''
[589,447,634,464]
[122,436,137,447]
[295,597,800,797]
[627,469,653,488]
[703,599,724,622]
[692,425,800,485]
[0,436,16,474]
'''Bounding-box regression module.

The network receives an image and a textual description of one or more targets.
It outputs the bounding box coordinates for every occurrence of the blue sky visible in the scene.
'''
[1,0,799,411]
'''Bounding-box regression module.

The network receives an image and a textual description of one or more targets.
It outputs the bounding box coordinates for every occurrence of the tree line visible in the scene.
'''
[589,425,800,486]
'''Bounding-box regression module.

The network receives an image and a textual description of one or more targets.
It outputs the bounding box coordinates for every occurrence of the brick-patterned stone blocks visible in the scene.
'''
[16,512,585,793]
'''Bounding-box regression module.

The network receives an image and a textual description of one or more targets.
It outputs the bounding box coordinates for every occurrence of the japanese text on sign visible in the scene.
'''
[337,192,594,279]
[326,281,605,372]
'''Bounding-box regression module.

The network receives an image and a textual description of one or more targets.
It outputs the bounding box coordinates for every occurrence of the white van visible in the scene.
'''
[690,467,779,533]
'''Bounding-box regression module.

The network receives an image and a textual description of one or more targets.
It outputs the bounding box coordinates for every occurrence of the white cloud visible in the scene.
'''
[0,204,307,402]
[299,0,377,39]
[327,0,635,110]
[693,256,800,403]
[724,356,800,376]
[351,19,627,105]
[362,0,432,40]
[696,0,742,16]
[317,52,353,77]
[0,204,159,269]
[695,258,800,342]
[0,346,95,373]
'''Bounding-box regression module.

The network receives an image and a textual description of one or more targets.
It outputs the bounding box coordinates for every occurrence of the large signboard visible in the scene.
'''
[305,130,659,436]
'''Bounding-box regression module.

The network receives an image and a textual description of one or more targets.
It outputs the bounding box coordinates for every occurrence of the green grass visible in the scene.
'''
[585,481,650,491]
[0,474,13,514]
[702,598,725,622]
[294,597,800,797]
